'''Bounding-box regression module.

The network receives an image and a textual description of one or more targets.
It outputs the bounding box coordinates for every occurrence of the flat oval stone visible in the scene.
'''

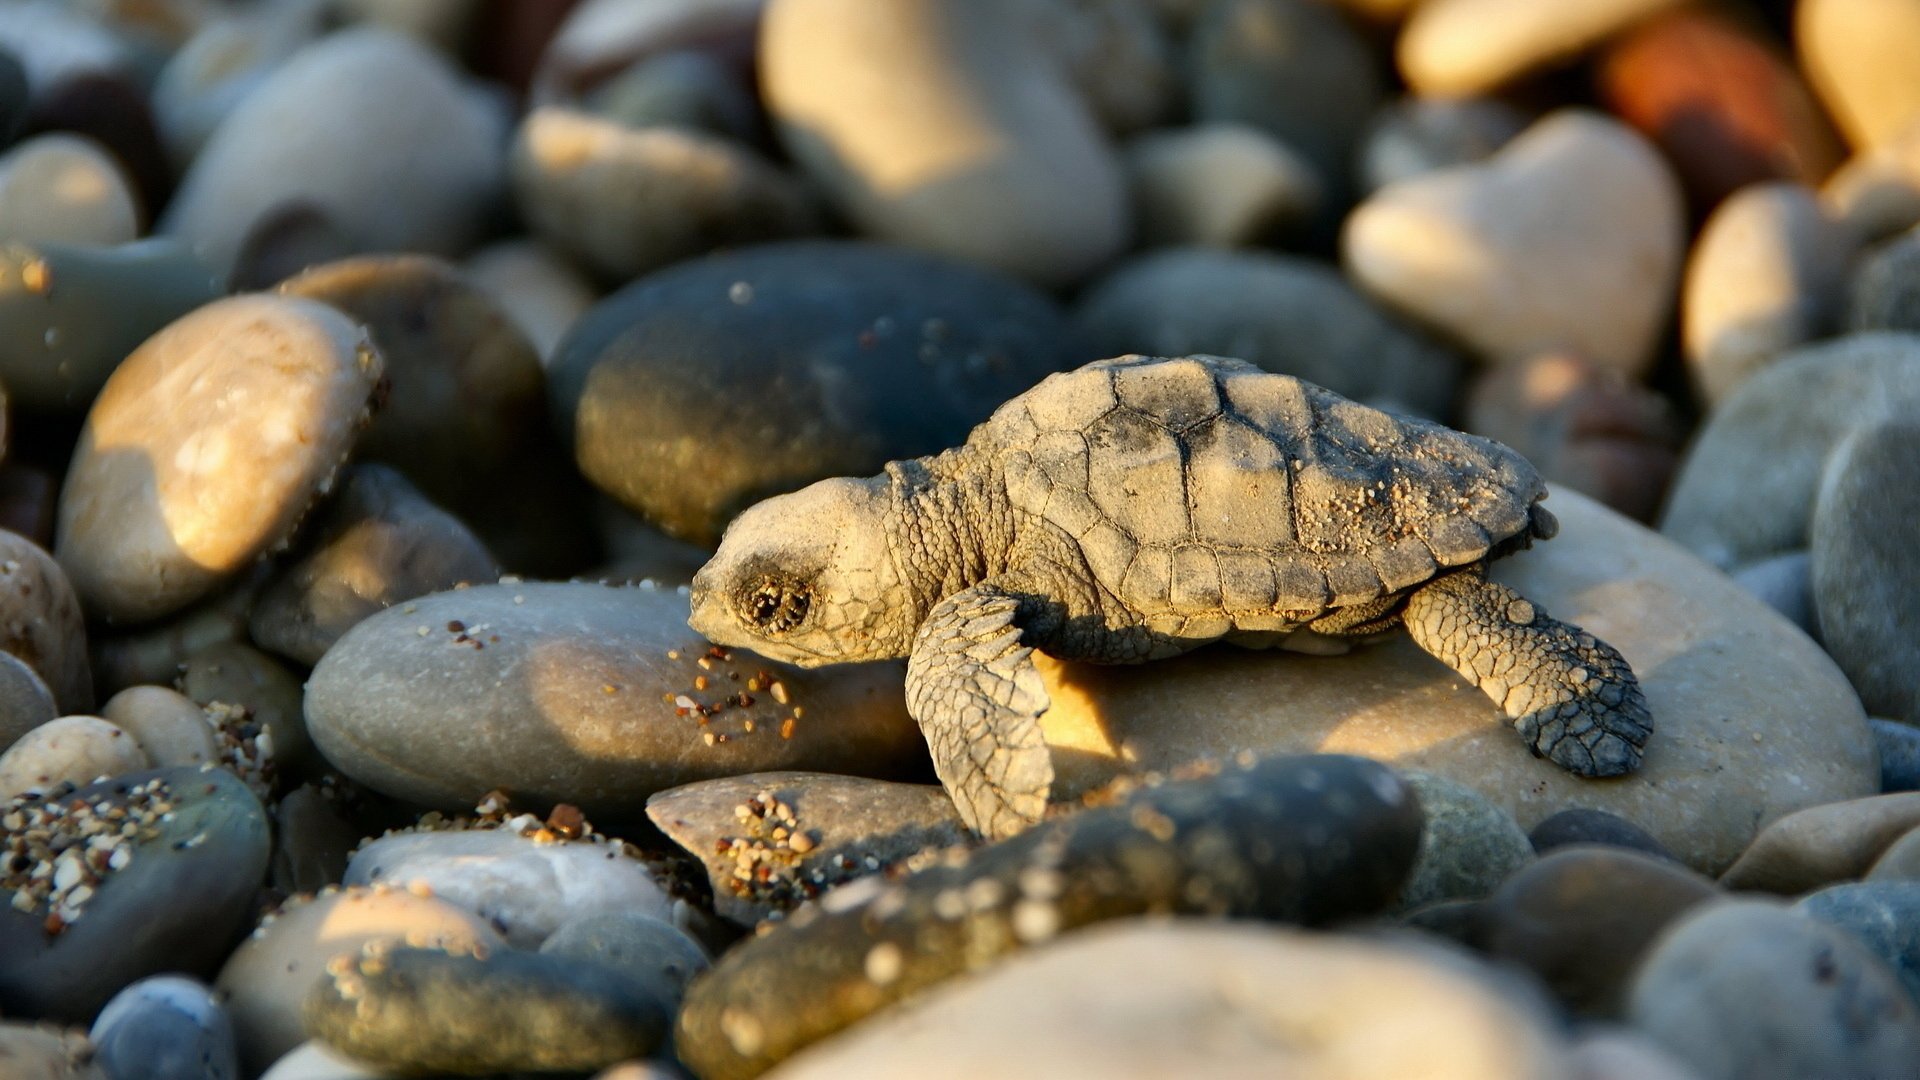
[149,2,328,170]
[54,294,384,624]
[1035,488,1878,875]
[1528,807,1677,861]
[1395,771,1533,911]
[100,686,217,769]
[1398,0,1684,96]
[257,1041,389,1080]
[0,239,222,412]
[305,581,925,815]
[677,755,1423,1080]
[0,529,91,713]
[0,133,138,246]
[550,240,1085,545]
[1796,881,1920,1003]
[539,911,710,1010]
[1627,900,1920,1080]
[0,766,270,1022]
[1718,792,1920,893]
[1812,419,1920,722]
[760,0,1128,287]
[0,716,148,801]
[215,884,505,1075]
[304,945,671,1075]
[89,975,239,1080]
[647,771,968,924]
[0,652,56,754]
[759,921,1570,1080]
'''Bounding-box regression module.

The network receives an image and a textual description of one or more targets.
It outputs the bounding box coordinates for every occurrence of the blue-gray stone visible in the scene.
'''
[89,975,239,1080]
[1873,719,1920,793]
[1796,881,1920,1005]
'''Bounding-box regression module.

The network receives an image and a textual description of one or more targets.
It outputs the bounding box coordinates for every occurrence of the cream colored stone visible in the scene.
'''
[1399,0,1682,96]
[1343,110,1683,377]
[0,715,148,800]
[100,685,217,768]
[215,886,505,1074]
[1123,123,1320,248]
[1798,0,1920,151]
[54,295,383,624]
[1718,793,1920,893]
[760,0,1129,286]
[0,134,140,246]
[1036,489,1876,876]
[463,240,597,365]
[259,1041,394,1080]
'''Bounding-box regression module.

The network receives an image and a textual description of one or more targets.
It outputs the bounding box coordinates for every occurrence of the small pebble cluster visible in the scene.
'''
[2,776,166,932]
[714,790,833,908]
[665,646,803,746]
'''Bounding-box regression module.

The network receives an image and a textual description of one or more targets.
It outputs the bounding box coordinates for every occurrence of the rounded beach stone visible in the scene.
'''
[0,1023,104,1080]
[87,575,261,700]
[303,944,672,1075]
[1798,0,1920,151]
[757,921,1569,1080]
[1480,847,1720,1016]
[149,2,328,171]
[1824,118,1920,239]
[1848,226,1920,333]
[1398,0,1684,96]
[1872,719,1920,793]
[1626,900,1920,1080]
[304,581,925,815]
[257,1041,390,1080]
[89,975,238,1080]
[1869,824,1920,878]
[1034,488,1878,876]
[528,0,764,108]
[54,294,384,624]
[215,884,505,1074]
[0,529,91,713]
[511,107,820,282]
[759,0,1128,287]
[1074,247,1460,417]
[0,239,222,412]
[0,134,138,245]
[1026,0,1178,137]
[1359,96,1527,194]
[1343,110,1684,378]
[1718,792,1920,893]
[343,825,677,949]
[159,27,505,278]
[1528,807,1676,861]
[1682,183,1857,407]
[270,783,360,896]
[0,716,146,801]
[463,239,598,363]
[550,241,1084,546]
[540,911,710,1008]
[1796,881,1920,1002]
[1660,332,1920,570]
[1812,420,1920,721]
[647,771,969,924]
[177,641,310,779]
[677,755,1424,1079]
[0,652,56,755]
[1395,772,1534,911]
[100,686,216,769]
[1122,124,1320,248]
[0,766,271,1023]
[583,50,763,140]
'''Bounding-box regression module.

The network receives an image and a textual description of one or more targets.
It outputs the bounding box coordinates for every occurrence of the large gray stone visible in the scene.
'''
[1813,419,1920,722]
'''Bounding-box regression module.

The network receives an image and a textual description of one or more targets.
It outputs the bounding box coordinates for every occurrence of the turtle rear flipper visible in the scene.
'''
[906,583,1054,839]
[1404,568,1652,777]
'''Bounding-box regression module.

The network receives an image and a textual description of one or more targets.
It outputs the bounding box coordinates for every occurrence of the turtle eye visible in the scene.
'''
[745,578,810,634]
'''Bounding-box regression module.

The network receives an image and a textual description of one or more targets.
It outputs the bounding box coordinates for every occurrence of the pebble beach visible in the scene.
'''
[1,0,1919,1077]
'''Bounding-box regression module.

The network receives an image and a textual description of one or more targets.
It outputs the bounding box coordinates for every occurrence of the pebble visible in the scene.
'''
[1795,881,1920,1002]
[1869,824,1920,879]
[647,771,969,925]
[1187,0,1383,201]
[463,239,599,363]
[0,529,92,713]
[29,74,172,224]
[88,974,239,1080]
[550,240,1085,545]
[0,239,222,412]
[1847,225,1920,333]
[257,1041,390,1080]
[1026,0,1178,137]
[159,27,506,278]
[148,1,328,171]
[0,652,56,755]
[1811,419,1920,721]
[87,575,261,700]
[1718,792,1920,893]
[99,686,216,769]
[343,820,677,949]
[1122,123,1320,248]
[1034,489,1877,875]
[1871,719,1920,793]
[539,911,711,1009]
[1480,847,1721,1016]
[1528,807,1678,861]
[1463,352,1682,522]
[529,0,763,109]
[1074,247,1460,417]
[303,944,672,1075]
[176,641,310,782]
[1343,110,1684,378]
[1395,771,1534,911]
[1797,0,1920,150]
[1682,183,1858,407]
[54,294,385,624]
[759,921,1571,1080]
[248,464,498,667]
[0,716,148,802]
[677,754,1424,1079]
[0,134,139,246]
[215,884,505,1074]
[1358,96,1527,193]
[583,51,763,141]
[1729,550,1818,637]
[1626,900,1920,1079]
[511,106,820,282]
[1398,0,1684,96]
[0,1022,104,1080]
[270,783,361,896]
[1823,117,1920,239]
[1567,1029,1708,1080]
[1660,332,1920,570]
[0,766,270,1023]
[759,0,1128,287]
[1598,10,1844,208]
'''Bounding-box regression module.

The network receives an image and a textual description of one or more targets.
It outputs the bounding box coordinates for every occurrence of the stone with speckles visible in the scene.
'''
[1795,881,1920,1003]
[88,975,239,1080]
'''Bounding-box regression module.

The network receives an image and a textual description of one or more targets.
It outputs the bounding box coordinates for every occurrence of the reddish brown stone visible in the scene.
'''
[1599,9,1843,210]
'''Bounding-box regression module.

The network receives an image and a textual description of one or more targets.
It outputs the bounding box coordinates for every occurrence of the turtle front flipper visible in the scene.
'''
[905,583,1053,840]
[1403,568,1652,777]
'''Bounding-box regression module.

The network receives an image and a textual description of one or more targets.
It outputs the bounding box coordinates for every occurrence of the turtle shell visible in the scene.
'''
[982,355,1545,625]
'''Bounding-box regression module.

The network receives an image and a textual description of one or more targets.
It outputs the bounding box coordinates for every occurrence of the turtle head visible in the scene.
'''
[689,476,914,666]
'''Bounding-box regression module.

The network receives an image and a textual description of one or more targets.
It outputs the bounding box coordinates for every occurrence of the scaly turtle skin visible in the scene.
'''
[689,355,1653,838]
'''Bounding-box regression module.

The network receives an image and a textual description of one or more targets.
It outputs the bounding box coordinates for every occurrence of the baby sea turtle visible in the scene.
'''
[690,355,1653,838]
